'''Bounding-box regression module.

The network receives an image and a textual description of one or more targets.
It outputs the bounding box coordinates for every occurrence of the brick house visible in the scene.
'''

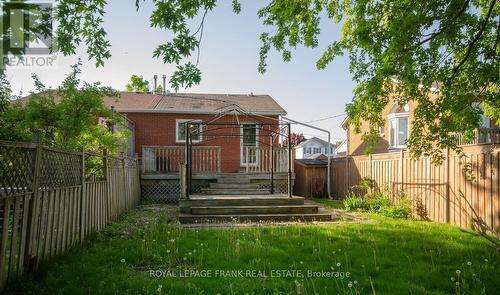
[102,92,287,173]
[341,88,499,156]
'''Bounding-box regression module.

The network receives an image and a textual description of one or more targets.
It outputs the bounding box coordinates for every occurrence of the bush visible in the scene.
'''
[366,193,391,213]
[343,195,369,211]
[380,205,411,219]
[343,190,412,219]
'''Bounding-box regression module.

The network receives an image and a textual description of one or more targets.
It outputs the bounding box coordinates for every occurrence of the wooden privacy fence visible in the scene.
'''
[331,145,500,235]
[0,140,141,290]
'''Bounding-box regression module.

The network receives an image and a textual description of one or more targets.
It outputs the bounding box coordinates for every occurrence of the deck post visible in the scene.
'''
[184,122,190,199]
[245,146,250,173]
[270,134,274,194]
[287,123,292,198]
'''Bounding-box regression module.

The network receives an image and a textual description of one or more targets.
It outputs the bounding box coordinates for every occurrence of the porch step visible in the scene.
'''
[190,205,318,215]
[179,195,305,208]
[209,182,260,189]
[201,188,270,195]
[178,212,334,223]
[216,177,251,183]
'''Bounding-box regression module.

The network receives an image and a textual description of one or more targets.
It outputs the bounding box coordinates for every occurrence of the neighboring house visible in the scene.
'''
[295,137,337,159]
[102,92,287,173]
[341,90,498,156]
[335,140,347,156]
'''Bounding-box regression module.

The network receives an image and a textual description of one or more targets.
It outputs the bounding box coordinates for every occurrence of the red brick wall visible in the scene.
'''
[122,112,280,173]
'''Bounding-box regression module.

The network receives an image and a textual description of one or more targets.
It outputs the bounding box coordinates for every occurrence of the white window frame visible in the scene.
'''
[176,119,202,143]
[240,123,260,166]
[387,113,409,149]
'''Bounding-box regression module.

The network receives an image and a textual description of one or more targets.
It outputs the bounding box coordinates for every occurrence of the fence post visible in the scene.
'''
[445,147,450,223]
[368,154,373,193]
[399,150,404,193]
[179,164,187,199]
[79,148,86,242]
[25,136,43,271]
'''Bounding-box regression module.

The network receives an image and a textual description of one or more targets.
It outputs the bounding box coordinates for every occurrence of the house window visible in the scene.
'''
[176,119,202,142]
[388,116,409,148]
[378,124,385,137]
[387,103,410,149]
[305,147,311,154]
[313,147,321,153]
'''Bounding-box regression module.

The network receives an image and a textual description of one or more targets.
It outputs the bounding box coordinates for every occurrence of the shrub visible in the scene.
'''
[343,195,369,211]
[366,193,391,213]
[380,205,411,219]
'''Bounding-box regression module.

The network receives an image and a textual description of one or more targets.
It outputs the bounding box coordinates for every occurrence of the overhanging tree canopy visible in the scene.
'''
[1,0,498,160]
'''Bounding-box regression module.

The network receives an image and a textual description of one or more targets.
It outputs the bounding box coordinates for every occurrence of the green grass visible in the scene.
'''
[5,205,499,295]
[312,198,345,209]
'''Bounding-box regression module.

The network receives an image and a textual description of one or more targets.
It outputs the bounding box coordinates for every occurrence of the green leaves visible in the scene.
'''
[125,75,150,93]
[56,0,111,67]
[169,63,202,92]
[0,63,124,154]
[258,0,500,161]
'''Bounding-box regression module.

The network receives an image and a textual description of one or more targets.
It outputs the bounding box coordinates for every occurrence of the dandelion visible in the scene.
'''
[456,270,461,275]
[193,249,196,253]
[183,257,187,261]
[336,262,341,267]
[455,282,459,286]
[142,239,145,242]
[354,280,358,284]
[300,261,304,265]
[166,249,171,254]
[484,259,488,262]
[451,277,455,282]
[153,239,156,242]
[188,252,192,256]
[120,258,126,264]
[467,261,472,266]
[361,265,365,268]
[169,239,175,243]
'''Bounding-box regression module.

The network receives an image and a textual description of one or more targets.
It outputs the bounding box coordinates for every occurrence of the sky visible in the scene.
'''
[6,0,355,142]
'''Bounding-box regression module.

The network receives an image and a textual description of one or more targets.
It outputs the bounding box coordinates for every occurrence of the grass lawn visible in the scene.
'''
[5,203,499,295]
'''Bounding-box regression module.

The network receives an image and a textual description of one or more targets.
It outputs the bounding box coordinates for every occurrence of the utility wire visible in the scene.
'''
[302,113,346,123]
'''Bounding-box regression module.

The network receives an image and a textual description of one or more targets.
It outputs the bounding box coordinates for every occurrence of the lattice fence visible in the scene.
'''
[141,180,209,203]
[0,140,141,290]
[0,142,36,197]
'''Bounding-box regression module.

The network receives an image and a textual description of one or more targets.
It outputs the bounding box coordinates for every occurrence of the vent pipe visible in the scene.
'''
[153,75,158,94]
[162,75,166,95]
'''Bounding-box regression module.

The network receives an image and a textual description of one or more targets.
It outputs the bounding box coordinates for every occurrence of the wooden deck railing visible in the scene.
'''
[453,128,500,146]
[244,146,293,173]
[142,146,221,173]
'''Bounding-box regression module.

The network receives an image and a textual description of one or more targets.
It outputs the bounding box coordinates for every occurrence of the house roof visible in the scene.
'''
[295,137,337,149]
[104,92,287,115]
[295,158,327,166]
[14,91,287,116]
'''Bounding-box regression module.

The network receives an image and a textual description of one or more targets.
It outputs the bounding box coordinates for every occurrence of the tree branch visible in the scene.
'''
[449,0,497,81]
[419,0,471,45]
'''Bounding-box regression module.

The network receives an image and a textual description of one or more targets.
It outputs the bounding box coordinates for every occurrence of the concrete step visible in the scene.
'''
[190,205,319,215]
[178,212,333,223]
[209,182,260,189]
[216,178,251,183]
[201,188,270,195]
[179,196,305,209]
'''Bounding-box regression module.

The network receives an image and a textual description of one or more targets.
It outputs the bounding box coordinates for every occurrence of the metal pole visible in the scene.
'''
[287,123,292,198]
[270,134,274,194]
[184,122,190,199]
[282,116,332,199]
